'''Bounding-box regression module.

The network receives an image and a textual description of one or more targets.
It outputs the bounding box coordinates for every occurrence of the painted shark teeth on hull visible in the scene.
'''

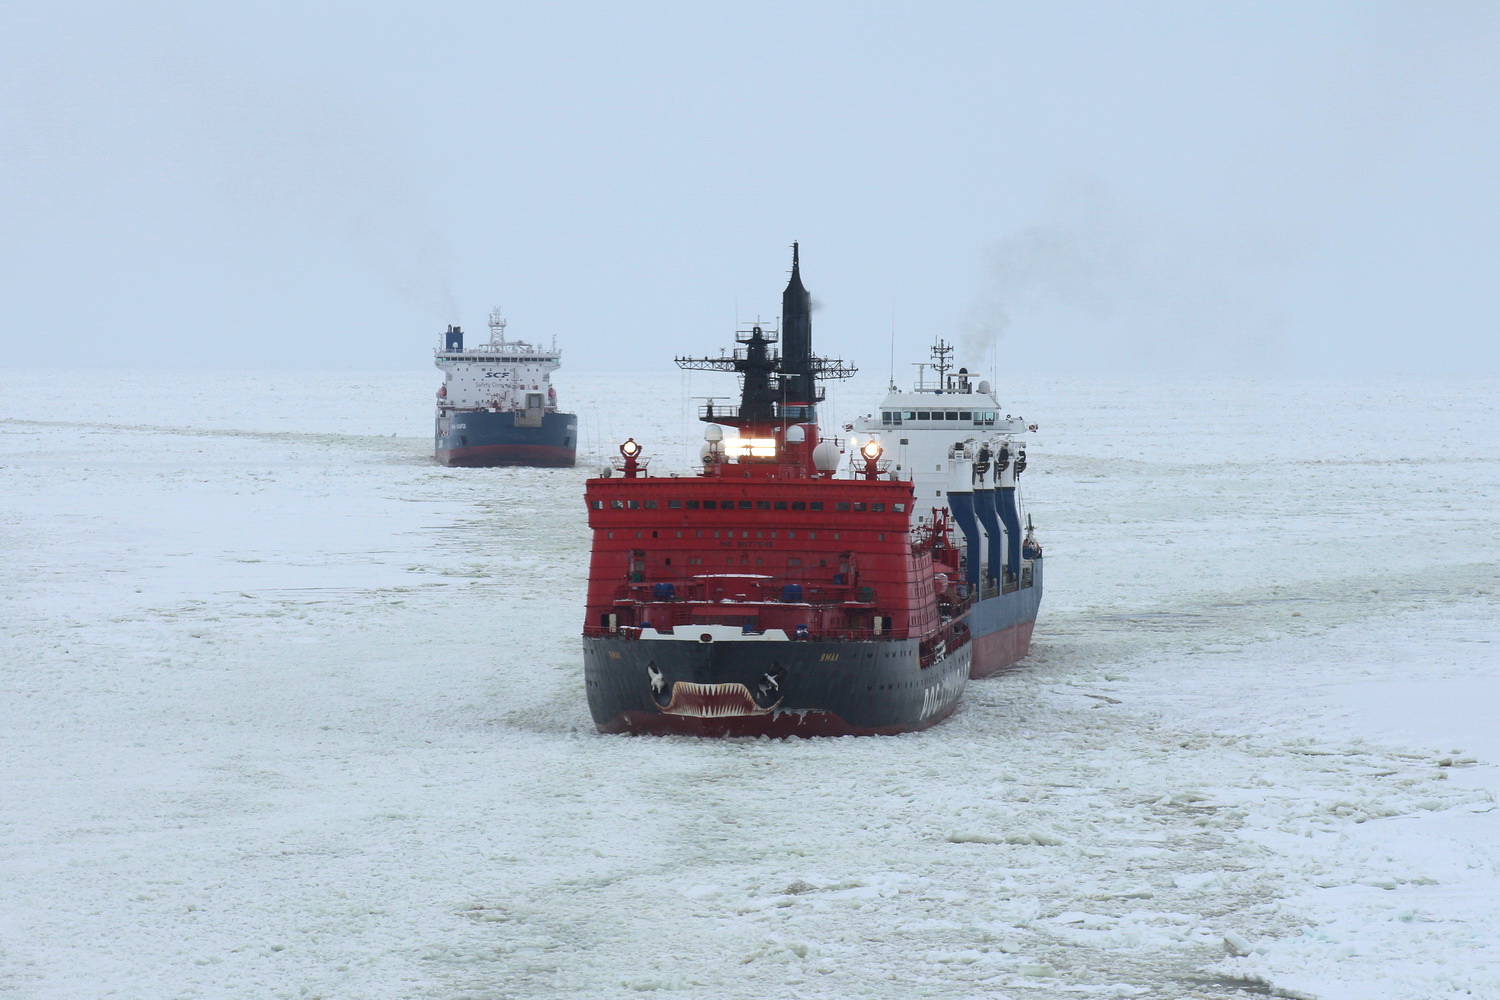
[659,681,778,717]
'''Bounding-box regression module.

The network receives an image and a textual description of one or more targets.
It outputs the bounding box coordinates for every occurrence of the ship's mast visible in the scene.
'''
[674,243,856,430]
[779,242,815,420]
[912,338,955,393]
[930,338,954,382]
[674,323,781,425]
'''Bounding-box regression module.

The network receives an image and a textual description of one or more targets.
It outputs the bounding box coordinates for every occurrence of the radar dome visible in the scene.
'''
[812,440,841,472]
[784,424,806,444]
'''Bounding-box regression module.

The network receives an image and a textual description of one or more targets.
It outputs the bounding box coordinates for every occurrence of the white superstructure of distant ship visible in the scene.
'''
[848,338,1042,676]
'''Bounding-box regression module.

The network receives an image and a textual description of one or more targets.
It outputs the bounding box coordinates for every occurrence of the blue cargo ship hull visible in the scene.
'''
[435,409,578,467]
[968,558,1043,678]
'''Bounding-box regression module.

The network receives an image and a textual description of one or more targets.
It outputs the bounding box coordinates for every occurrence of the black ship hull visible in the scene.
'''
[435,409,577,468]
[583,627,972,737]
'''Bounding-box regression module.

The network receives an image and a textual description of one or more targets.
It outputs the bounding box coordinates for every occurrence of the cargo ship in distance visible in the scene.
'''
[581,245,1042,737]
[433,308,577,467]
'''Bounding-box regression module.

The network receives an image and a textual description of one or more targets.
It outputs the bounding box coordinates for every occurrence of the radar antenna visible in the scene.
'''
[929,338,954,381]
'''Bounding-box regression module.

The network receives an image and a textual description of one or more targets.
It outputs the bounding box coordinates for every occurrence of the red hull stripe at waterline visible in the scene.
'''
[437,444,576,467]
[970,620,1037,679]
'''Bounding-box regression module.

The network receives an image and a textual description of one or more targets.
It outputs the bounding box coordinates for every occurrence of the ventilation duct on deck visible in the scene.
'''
[947,490,981,592]
[974,486,1002,586]
[998,486,1022,580]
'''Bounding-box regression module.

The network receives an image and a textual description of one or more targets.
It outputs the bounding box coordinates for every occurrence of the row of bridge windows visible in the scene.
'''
[883,410,997,425]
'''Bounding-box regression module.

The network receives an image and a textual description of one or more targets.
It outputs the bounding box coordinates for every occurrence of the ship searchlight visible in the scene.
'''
[859,436,884,480]
[619,437,644,478]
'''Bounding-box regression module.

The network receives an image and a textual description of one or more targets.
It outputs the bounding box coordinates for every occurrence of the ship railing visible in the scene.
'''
[694,403,735,422]
[820,623,912,642]
[609,455,652,474]
[583,618,915,642]
[998,564,1037,593]
[585,620,681,639]
[616,578,860,606]
[601,588,908,639]
[611,590,864,614]
[936,590,976,621]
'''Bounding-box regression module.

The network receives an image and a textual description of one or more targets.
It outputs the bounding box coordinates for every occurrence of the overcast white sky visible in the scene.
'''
[3,2,1496,375]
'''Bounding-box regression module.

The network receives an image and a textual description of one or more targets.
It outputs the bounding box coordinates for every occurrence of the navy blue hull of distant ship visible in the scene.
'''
[435,409,578,468]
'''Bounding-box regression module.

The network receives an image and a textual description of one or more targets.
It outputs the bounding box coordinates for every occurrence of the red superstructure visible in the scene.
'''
[581,247,975,736]
[583,434,968,651]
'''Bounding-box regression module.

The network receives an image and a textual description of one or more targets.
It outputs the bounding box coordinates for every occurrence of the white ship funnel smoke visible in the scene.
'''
[963,180,1288,373]
[179,65,459,325]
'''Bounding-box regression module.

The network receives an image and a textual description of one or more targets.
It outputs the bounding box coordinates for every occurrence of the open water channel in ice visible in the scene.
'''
[1,367,1497,1000]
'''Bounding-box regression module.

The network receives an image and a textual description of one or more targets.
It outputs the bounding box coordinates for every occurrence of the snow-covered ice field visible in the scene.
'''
[2,367,1497,1000]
